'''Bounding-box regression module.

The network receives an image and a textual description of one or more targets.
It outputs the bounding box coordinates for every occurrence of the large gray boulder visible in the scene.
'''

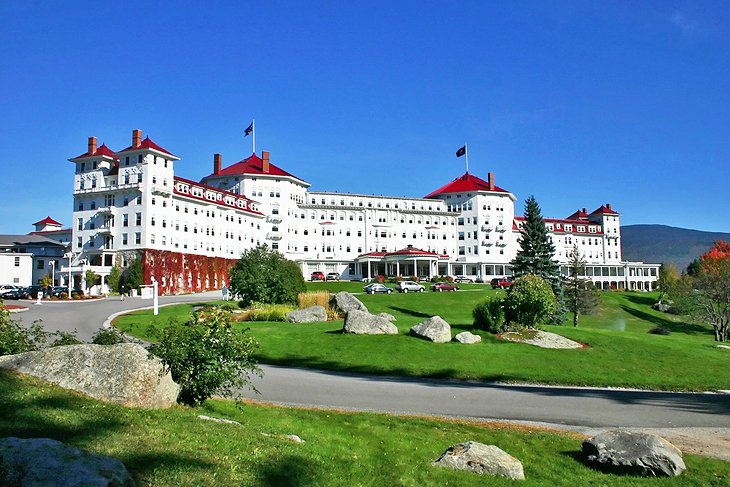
[0,343,179,408]
[410,316,451,343]
[343,310,398,335]
[433,441,524,480]
[376,312,397,322]
[0,437,135,486]
[286,305,327,323]
[454,331,482,344]
[582,431,686,477]
[330,291,368,315]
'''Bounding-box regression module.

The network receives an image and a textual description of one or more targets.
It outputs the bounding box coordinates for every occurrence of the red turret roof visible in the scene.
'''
[33,216,62,226]
[71,143,118,160]
[118,136,177,157]
[424,172,508,198]
[206,153,306,182]
[566,208,589,220]
[590,204,619,216]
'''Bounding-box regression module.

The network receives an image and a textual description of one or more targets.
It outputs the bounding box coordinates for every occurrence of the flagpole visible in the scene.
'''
[465,142,469,173]
[252,119,256,155]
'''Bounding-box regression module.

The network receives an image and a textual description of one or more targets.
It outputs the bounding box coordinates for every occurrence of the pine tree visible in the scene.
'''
[511,196,565,324]
[564,245,601,327]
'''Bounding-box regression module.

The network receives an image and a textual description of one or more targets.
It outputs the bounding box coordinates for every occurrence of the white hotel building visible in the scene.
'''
[64,129,659,294]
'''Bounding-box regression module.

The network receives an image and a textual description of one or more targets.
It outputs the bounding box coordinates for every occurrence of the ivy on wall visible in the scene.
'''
[142,249,238,295]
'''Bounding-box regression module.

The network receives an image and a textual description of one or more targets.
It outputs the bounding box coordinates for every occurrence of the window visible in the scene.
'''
[122,233,128,245]
[90,201,96,210]
[77,236,82,247]
[77,218,83,230]
[14,256,20,267]
[37,259,45,270]
[137,173,143,183]
[135,233,141,244]
[135,212,142,225]
[78,202,84,211]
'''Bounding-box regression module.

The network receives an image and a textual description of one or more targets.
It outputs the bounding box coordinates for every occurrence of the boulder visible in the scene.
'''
[433,441,524,480]
[0,343,179,408]
[286,305,327,323]
[376,312,397,322]
[330,291,368,315]
[652,302,671,313]
[410,316,451,343]
[582,431,686,477]
[343,310,398,335]
[0,437,135,486]
[454,331,482,344]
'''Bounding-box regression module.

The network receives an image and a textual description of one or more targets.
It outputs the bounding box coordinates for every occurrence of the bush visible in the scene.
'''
[243,304,295,322]
[0,311,47,356]
[49,330,81,347]
[473,297,506,333]
[504,274,557,329]
[298,291,331,309]
[91,328,126,345]
[148,307,260,406]
[648,327,671,335]
[376,275,385,283]
[229,245,306,308]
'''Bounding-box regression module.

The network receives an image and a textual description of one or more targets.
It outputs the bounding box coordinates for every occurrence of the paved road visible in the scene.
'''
[14,291,223,340]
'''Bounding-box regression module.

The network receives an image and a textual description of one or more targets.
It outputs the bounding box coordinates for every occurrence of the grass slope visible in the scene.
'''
[113,287,730,391]
[1,371,727,486]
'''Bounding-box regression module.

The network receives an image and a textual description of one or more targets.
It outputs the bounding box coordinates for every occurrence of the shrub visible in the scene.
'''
[473,297,506,333]
[504,274,557,329]
[298,291,331,309]
[246,304,295,322]
[648,327,670,335]
[148,307,260,406]
[91,328,126,345]
[376,275,385,283]
[0,313,47,356]
[49,330,81,347]
[229,245,306,308]
[59,292,68,300]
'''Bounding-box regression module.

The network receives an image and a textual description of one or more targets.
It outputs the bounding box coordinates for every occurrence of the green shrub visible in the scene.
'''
[0,311,47,356]
[50,330,82,347]
[91,328,126,345]
[472,297,506,333]
[504,274,557,329]
[229,245,306,308]
[148,307,260,406]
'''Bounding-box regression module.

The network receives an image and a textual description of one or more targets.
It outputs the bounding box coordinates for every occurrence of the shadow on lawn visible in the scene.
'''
[0,370,214,481]
[619,305,709,336]
[621,293,657,307]
[386,306,431,318]
[257,454,321,487]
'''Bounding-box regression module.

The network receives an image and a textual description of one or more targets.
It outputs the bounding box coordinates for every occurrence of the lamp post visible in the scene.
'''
[64,252,74,299]
[48,260,55,288]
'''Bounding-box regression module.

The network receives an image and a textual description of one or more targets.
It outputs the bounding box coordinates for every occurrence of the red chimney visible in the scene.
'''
[87,136,97,155]
[487,172,495,191]
[262,151,270,174]
[132,129,142,148]
[213,153,222,175]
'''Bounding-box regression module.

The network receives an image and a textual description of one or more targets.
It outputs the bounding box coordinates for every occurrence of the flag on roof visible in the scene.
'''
[244,121,254,137]
[456,145,466,158]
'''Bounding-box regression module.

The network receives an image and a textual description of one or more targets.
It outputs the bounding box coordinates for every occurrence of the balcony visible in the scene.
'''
[266,216,283,224]
[266,233,282,241]
[495,225,507,233]
[74,182,141,195]
[97,225,113,235]
[482,225,492,232]
[481,240,493,246]
[96,206,113,215]
[496,241,507,247]
[150,184,172,196]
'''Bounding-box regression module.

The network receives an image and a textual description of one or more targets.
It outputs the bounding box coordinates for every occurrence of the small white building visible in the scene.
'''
[0,253,33,287]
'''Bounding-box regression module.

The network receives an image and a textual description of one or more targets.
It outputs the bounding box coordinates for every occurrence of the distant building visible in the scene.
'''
[0,232,68,286]
[64,129,660,294]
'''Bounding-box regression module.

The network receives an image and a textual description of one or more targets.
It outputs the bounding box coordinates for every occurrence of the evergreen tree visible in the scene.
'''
[511,196,565,324]
[564,245,601,327]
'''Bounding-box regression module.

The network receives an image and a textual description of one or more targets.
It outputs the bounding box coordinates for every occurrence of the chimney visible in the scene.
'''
[262,151,270,174]
[213,153,222,175]
[606,203,612,210]
[487,172,495,191]
[87,136,97,155]
[582,207,587,214]
[132,129,142,148]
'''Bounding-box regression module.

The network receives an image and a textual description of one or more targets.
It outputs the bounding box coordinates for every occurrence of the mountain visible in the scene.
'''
[621,224,730,271]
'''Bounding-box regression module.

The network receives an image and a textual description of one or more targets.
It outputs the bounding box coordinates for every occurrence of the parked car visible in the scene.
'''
[24,285,46,299]
[454,275,473,283]
[363,283,393,294]
[50,286,70,298]
[2,287,26,300]
[326,272,340,281]
[0,285,19,297]
[490,277,514,289]
[310,271,325,281]
[431,282,459,292]
[396,280,425,293]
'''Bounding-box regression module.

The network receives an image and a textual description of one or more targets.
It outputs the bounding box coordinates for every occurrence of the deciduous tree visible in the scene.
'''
[564,245,601,327]
[229,245,306,308]
[504,274,557,329]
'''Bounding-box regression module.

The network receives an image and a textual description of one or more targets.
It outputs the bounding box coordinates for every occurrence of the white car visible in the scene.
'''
[396,281,425,293]
[0,285,19,297]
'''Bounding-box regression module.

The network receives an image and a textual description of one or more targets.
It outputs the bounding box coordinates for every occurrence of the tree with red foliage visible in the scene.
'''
[678,240,730,342]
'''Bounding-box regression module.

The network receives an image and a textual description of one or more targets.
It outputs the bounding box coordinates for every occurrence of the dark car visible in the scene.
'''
[431,282,459,292]
[2,288,26,300]
[310,271,325,281]
[363,283,393,294]
[454,275,473,283]
[50,286,69,298]
[18,285,46,299]
[490,277,514,289]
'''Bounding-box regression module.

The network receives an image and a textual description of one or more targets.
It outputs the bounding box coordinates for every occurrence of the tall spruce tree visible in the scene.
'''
[511,195,566,324]
[564,244,601,327]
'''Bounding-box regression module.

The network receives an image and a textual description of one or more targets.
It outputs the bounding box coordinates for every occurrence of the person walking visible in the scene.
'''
[120,285,126,301]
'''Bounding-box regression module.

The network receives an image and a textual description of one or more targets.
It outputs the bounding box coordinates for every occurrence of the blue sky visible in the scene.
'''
[1,1,728,234]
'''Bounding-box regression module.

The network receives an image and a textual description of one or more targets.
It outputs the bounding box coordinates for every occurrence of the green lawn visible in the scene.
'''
[1,370,727,486]
[113,288,730,391]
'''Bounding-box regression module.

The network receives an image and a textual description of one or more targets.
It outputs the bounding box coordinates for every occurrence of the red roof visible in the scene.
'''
[205,153,306,182]
[514,216,604,235]
[33,216,62,226]
[71,143,118,160]
[424,172,508,198]
[356,247,450,259]
[118,137,177,158]
[173,176,263,216]
[566,209,589,220]
[357,252,387,259]
[590,204,619,216]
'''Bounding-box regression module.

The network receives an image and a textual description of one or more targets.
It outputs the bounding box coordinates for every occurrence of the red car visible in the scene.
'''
[490,277,514,289]
[310,271,325,281]
[431,282,459,292]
